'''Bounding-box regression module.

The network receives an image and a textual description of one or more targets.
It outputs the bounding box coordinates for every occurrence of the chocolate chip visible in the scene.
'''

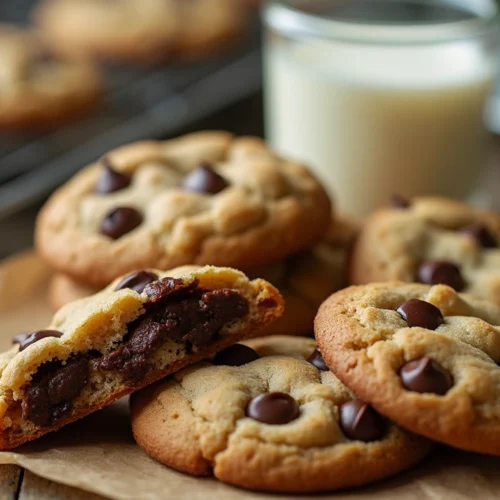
[461,224,497,249]
[400,356,453,395]
[100,207,143,239]
[95,158,131,194]
[246,392,299,425]
[417,260,465,291]
[307,347,328,371]
[115,271,158,294]
[213,344,259,366]
[182,163,229,195]
[22,356,89,426]
[12,332,31,345]
[339,400,385,442]
[391,194,411,209]
[397,299,443,330]
[19,330,63,352]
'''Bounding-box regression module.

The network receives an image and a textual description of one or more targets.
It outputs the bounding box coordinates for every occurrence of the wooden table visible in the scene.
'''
[0,466,104,499]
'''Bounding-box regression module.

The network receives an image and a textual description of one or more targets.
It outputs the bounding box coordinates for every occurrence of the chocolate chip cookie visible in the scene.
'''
[34,0,249,64]
[47,214,356,337]
[48,274,99,310]
[0,266,283,449]
[255,214,358,336]
[36,132,332,287]
[130,335,432,492]
[350,197,500,304]
[315,282,500,456]
[0,24,101,129]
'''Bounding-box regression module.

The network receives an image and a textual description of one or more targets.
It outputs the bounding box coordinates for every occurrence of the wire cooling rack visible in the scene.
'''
[0,0,262,219]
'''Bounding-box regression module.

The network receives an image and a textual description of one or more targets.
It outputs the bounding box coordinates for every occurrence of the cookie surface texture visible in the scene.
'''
[315,282,500,455]
[130,335,433,492]
[350,197,500,304]
[255,214,358,336]
[36,132,331,286]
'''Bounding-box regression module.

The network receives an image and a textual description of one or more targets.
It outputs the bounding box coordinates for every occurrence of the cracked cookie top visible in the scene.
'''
[36,132,331,286]
[130,335,432,492]
[315,282,500,456]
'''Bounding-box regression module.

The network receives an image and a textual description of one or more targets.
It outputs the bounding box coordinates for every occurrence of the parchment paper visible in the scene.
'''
[0,253,499,500]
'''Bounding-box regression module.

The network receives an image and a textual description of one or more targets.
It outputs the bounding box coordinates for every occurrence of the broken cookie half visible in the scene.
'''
[0,265,283,449]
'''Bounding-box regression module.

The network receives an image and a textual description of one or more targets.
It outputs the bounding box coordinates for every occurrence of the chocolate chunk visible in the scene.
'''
[115,270,159,294]
[12,332,31,345]
[461,224,497,248]
[19,330,63,352]
[100,207,143,239]
[391,194,411,209]
[417,260,465,291]
[95,279,249,380]
[182,163,229,195]
[246,392,299,425]
[96,158,131,194]
[144,277,198,303]
[397,299,443,330]
[400,356,453,395]
[21,357,89,427]
[213,344,259,366]
[307,347,328,371]
[339,400,385,442]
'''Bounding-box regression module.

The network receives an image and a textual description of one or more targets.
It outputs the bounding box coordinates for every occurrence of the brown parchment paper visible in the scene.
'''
[0,252,499,500]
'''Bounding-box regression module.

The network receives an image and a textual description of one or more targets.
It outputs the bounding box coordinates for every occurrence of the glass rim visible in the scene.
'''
[263,0,500,45]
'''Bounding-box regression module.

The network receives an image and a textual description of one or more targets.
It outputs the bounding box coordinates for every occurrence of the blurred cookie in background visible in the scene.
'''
[0,24,101,129]
[36,132,331,287]
[34,0,251,65]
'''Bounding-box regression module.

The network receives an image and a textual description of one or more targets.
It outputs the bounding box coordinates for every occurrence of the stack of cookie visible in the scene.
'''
[36,131,357,337]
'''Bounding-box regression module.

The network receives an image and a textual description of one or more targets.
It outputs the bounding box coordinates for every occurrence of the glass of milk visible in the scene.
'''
[263,0,500,216]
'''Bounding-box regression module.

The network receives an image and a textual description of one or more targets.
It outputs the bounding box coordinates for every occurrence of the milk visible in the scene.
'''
[265,39,495,216]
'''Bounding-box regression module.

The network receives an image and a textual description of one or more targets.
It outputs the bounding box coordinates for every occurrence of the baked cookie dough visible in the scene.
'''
[0,266,283,449]
[130,335,432,492]
[350,196,500,304]
[36,132,331,287]
[315,282,500,455]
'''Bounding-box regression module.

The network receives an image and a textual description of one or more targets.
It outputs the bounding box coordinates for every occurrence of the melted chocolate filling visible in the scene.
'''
[21,278,249,426]
[94,278,249,379]
[22,357,89,427]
